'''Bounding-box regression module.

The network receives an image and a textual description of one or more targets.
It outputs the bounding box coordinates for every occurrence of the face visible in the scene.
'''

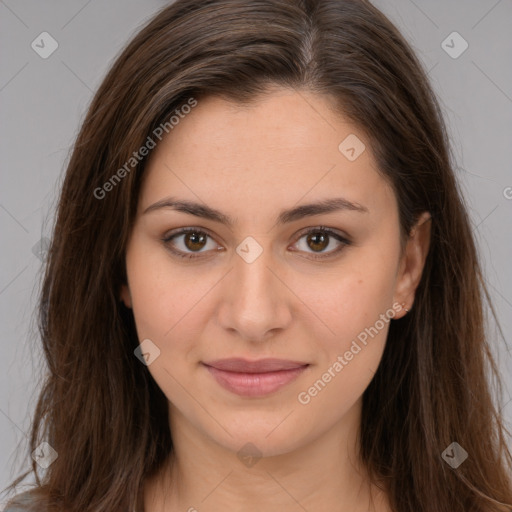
[121,87,430,459]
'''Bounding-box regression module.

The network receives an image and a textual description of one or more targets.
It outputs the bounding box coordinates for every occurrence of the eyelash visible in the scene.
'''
[161,226,351,261]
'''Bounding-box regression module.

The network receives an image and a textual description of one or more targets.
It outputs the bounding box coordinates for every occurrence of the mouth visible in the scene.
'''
[201,358,310,397]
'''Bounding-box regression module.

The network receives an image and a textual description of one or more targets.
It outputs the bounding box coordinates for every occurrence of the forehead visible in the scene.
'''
[139,88,395,221]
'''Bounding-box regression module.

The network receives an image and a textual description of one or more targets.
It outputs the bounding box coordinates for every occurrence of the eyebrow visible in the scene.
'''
[142,196,369,226]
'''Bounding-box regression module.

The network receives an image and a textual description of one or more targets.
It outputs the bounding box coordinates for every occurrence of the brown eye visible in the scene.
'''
[306,231,330,252]
[183,231,208,251]
[162,228,219,259]
[292,226,351,259]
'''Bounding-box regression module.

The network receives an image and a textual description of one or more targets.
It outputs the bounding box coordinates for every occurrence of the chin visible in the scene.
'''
[205,413,315,460]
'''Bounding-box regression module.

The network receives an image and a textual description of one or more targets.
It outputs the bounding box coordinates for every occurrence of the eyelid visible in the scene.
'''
[162,225,351,260]
[162,226,217,242]
[161,226,223,259]
[288,226,351,259]
[291,225,351,245]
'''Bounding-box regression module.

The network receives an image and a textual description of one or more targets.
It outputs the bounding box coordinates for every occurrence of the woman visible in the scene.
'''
[3,0,512,511]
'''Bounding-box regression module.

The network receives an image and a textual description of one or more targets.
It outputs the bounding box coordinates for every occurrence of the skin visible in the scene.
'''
[120,87,431,512]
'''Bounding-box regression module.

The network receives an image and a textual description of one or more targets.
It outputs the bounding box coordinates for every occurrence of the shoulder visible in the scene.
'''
[2,490,42,512]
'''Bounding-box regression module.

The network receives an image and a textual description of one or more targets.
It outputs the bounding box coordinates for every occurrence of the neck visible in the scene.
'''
[144,399,390,512]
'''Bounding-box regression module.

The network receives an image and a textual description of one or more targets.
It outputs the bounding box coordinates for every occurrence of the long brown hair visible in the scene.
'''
[3,0,512,511]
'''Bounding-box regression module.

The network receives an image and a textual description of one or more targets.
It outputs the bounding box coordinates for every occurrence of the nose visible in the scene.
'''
[216,241,293,343]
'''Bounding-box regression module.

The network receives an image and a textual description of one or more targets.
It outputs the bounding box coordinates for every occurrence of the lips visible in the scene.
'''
[203,358,308,373]
[202,358,309,397]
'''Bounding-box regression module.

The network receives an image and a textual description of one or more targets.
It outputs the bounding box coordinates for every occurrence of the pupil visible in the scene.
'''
[185,232,206,251]
[308,232,328,252]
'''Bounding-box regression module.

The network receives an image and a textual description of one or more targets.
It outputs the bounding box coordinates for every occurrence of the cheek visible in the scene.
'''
[295,279,395,419]
[298,251,398,349]
[125,234,212,341]
[129,278,210,348]
[292,244,398,408]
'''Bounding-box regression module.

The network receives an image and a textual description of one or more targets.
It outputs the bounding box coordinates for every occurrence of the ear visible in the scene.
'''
[120,283,133,308]
[393,211,432,318]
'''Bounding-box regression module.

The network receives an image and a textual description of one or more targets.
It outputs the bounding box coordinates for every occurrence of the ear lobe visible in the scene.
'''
[120,284,133,308]
[393,211,432,313]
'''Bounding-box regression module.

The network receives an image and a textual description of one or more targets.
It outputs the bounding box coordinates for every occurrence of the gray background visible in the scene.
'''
[1,0,511,504]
